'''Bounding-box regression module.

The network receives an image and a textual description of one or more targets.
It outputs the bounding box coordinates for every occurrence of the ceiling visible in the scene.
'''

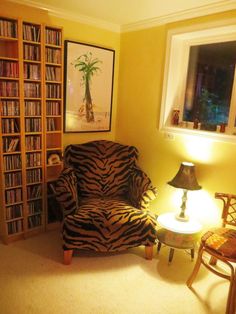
[8,0,236,31]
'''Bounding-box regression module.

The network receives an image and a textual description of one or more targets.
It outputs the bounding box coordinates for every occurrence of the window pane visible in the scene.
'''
[184,41,236,130]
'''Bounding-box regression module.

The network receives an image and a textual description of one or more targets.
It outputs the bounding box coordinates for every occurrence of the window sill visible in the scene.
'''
[159,22,236,145]
[161,125,236,144]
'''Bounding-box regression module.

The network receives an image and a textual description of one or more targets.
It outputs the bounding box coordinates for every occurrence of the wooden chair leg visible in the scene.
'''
[157,241,162,253]
[168,248,175,264]
[145,245,153,260]
[64,249,73,265]
[209,256,217,266]
[190,248,195,260]
[226,268,236,314]
[186,247,204,287]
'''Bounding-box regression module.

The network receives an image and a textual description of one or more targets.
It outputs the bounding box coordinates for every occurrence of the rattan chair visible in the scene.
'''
[187,192,236,314]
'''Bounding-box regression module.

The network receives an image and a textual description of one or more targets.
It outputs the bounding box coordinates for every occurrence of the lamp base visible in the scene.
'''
[175,189,189,222]
[175,213,189,222]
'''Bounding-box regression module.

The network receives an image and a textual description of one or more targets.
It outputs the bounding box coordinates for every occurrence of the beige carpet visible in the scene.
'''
[0,230,228,314]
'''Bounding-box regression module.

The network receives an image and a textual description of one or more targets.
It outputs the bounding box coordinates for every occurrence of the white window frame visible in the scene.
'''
[159,21,236,143]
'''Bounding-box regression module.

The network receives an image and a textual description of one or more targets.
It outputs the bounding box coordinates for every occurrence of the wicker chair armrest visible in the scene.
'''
[54,167,79,217]
[128,166,157,210]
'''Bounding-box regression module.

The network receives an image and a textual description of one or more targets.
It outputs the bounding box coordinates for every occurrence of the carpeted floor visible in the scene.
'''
[0,230,228,314]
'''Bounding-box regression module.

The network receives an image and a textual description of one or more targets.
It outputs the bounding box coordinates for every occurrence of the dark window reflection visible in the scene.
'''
[184,41,236,130]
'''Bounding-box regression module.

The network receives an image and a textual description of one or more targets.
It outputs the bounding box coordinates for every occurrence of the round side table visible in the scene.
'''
[157,212,202,264]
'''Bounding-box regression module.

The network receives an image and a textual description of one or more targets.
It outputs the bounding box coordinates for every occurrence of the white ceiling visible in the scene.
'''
[8,0,236,32]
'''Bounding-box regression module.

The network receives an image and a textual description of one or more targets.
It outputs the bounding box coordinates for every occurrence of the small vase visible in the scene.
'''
[172,110,180,126]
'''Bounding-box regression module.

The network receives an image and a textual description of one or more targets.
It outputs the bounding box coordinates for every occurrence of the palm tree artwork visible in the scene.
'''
[72,52,102,123]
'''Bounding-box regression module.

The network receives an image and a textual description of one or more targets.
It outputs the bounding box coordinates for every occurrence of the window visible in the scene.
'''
[184,41,235,131]
[160,23,236,141]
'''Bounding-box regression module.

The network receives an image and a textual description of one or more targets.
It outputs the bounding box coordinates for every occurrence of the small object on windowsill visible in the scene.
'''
[193,118,199,129]
[172,109,180,126]
[220,123,226,133]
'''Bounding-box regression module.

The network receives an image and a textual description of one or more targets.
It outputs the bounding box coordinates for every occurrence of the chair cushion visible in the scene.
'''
[201,228,236,259]
[62,197,158,252]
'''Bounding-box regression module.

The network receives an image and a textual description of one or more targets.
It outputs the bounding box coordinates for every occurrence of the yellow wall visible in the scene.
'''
[117,10,236,228]
[1,1,236,228]
[0,0,120,146]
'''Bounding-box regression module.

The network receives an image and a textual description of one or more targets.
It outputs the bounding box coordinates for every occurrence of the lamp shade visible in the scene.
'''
[168,162,201,191]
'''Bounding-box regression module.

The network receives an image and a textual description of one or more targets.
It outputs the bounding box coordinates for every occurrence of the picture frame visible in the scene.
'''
[64,40,115,133]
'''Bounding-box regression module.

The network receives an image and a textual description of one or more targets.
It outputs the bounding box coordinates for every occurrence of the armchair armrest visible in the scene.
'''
[54,167,79,217]
[128,166,157,210]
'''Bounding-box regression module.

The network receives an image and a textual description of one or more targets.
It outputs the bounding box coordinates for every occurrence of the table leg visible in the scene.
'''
[169,248,175,264]
[191,248,195,260]
[157,241,162,252]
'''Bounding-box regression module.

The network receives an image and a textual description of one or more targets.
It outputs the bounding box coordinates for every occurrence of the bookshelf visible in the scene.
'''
[0,16,63,243]
[44,25,63,228]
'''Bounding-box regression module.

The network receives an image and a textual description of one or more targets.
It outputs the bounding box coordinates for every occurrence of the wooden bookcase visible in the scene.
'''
[44,25,64,227]
[0,16,63,243]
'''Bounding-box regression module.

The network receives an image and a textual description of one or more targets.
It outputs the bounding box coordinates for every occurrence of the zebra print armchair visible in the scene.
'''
[55,140,158,265]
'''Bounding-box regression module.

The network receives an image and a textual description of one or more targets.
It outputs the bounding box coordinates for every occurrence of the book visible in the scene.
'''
[7,138,19,152]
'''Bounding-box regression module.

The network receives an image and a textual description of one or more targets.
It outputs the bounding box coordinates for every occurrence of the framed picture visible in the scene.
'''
[64,40,115,133]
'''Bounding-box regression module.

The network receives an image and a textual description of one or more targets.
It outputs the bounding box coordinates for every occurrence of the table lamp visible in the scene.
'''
[168,162,201,221]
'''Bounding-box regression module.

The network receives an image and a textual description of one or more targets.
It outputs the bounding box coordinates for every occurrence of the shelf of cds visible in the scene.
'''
[44,25,63,229]
[0,16,63,243]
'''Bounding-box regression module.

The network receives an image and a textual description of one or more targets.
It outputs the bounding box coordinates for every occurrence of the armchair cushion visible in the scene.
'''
[63,197,157,252]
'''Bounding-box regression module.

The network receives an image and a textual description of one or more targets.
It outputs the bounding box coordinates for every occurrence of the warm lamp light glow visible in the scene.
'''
[170,189,220,228]
[184,136,213,163]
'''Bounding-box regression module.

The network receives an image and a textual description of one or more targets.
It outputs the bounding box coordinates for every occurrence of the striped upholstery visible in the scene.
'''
[55,140,158,252]
[64,141,138,198]
[63,197,158,251]
[55,167,79,217]
[129,165,157,210]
